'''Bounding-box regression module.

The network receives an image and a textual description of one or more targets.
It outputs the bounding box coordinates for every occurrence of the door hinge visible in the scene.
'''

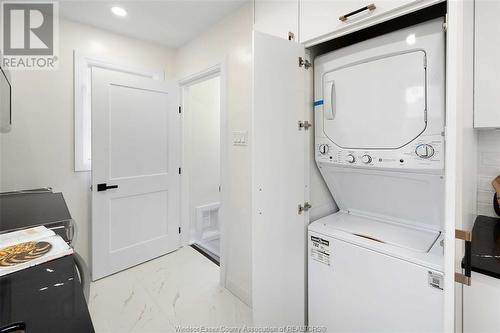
[443,13,448,32]
[178,227,181,234]
[298,202,312,214]
[288,31,295,41]
[299,57,311,69]
[298,120,312,130]
[179,106,182,114]
[179,167,182,174]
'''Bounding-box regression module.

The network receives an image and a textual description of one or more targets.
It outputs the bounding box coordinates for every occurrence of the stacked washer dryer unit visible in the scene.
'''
[309,18,446,332]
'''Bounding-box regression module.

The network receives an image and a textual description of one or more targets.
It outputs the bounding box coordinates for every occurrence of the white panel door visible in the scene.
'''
[252,31,308,325]
[91,68,180,280]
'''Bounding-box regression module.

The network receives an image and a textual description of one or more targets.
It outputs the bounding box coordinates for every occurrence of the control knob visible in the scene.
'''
[415,144,435,159]
[361,155,372,164]
[318,144,329,155]
[346,154,356,163]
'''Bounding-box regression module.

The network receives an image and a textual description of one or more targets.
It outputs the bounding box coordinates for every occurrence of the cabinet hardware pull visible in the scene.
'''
[455,229,472,286]
[339,4,376,22]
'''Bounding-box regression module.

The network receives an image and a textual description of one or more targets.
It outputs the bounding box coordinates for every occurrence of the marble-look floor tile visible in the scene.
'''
[88,246,252,332]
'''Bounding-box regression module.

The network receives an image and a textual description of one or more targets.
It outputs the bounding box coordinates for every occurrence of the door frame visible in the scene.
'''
[179,61,228,287]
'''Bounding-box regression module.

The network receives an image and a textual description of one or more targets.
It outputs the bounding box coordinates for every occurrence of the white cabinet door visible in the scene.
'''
[464,272,500,333]
[91,68,180,280]
[252,31,308,325]
[474,0,500,128]
[254,0,299,41]
[300,0,420,44]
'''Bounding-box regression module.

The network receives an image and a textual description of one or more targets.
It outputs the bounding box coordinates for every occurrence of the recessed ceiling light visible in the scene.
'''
[111,6,127,17]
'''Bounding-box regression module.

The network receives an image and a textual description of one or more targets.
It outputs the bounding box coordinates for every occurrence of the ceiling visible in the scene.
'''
[58,0,248,48]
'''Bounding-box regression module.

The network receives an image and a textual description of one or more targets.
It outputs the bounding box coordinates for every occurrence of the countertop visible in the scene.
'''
[470,215,500,279]
[0,255,95,333]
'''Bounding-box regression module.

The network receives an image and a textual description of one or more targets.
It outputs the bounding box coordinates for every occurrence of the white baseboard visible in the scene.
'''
[225,277,252,307]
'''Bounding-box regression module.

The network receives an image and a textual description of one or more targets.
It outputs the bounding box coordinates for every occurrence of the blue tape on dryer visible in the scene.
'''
[314,100,324,107]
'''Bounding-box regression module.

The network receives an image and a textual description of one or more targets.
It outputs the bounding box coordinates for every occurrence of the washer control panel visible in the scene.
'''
[316,134,444,171]
[415,144,435,159]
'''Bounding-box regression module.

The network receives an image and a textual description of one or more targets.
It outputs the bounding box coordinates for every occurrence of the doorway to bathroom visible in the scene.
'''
[180,67,223,268]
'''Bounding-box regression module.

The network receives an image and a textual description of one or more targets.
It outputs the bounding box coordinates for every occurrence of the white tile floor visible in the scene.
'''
[88,246,252,332]
[199,237,220,257]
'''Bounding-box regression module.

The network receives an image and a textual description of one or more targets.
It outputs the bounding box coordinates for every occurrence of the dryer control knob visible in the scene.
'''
[361,155,372,164]
[318,144,329,155]
[346,154,356,163]
[415,144,435,159]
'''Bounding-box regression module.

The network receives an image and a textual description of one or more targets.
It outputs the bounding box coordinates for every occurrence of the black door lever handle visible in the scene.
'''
[97,183,118,192]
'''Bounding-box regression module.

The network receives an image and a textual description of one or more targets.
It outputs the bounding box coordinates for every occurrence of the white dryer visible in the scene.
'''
[309,18,446,332]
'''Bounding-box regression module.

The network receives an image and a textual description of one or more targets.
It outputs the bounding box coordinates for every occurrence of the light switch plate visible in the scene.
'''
[232,131,248,146]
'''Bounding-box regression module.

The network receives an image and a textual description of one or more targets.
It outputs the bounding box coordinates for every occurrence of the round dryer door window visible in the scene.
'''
[322,50,427,150]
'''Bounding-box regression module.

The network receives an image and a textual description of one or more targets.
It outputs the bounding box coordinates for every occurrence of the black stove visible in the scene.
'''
[0,188,94,333]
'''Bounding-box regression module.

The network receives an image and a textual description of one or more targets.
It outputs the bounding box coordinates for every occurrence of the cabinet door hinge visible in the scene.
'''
[298,120,312,130]
[179,106,182,114]
[299,57,312,69]
[298,202,312,214]
[288,31,295,41]
[178,227,181,234]
[179,167,182,174]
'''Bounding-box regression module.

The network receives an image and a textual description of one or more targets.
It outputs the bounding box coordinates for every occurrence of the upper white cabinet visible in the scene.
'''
[254,0,299,41]
[474,0,500,128]
[300,0,427,44]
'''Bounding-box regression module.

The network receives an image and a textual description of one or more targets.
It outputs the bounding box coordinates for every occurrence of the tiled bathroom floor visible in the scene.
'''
[88,246,252,332]
[199,238,220,257]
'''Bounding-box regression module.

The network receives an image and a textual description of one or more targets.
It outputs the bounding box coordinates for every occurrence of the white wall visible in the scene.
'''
[0,19,176,267]
[477,130,500,218]
[186,76,221,242]
[0,5,254,305]
[176,3,253,305]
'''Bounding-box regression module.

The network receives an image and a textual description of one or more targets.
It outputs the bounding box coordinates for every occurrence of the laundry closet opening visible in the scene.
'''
[252,0,449,326]
[307,1,447,224]
[181,72,222,266]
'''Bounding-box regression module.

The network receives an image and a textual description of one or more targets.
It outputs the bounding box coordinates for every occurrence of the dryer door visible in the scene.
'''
[322,50,427,150]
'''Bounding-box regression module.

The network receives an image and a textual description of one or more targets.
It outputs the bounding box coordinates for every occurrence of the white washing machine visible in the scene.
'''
[309,18,446,332]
